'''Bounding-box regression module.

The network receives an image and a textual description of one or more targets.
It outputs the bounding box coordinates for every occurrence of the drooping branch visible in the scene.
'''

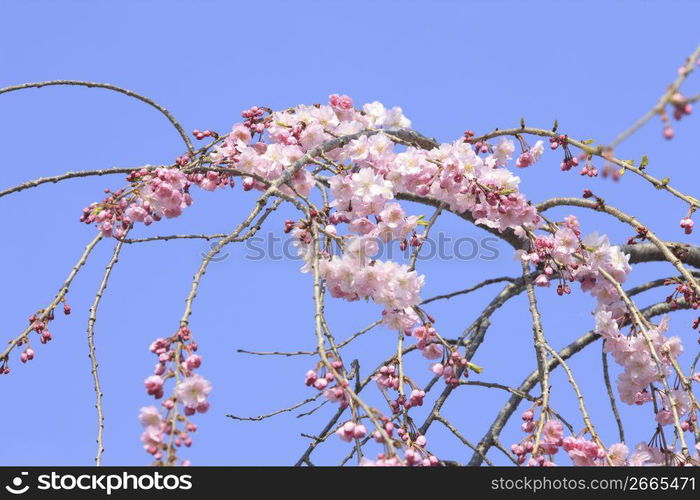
[180,197,286,327]
[608,45,700,149]
[0,80,194,152]
[598,267,690,457]
[520,261,551,455]
[309,222,396,456]
[602,343,626,444]
[87,237,127,465]
[543,343,613,466]
[1,233,103,365]
[4,75,699,468]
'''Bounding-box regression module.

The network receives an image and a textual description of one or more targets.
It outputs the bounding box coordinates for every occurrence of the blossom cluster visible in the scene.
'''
[72,92,698,466]
[304,359,349,408]
[360,417,436,467]
[82,168,190,238]
[0,303,71,375]
[82,162,244,238]
[512,409,630,466]
[520,217,632,310]
[596,313,692,426]
[321,254,424,313]
[141,327,211,465]
[429,348,481,386]
[514,405,700,466]
[661,91,694,140]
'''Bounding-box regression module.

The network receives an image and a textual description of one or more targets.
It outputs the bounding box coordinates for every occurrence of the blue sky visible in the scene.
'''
[1,0,699,465]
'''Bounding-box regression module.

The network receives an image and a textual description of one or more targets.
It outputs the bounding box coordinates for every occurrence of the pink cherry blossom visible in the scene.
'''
[174,374,212,410]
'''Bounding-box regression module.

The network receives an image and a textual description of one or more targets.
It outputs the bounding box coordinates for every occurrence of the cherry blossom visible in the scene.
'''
[6,63,700,467]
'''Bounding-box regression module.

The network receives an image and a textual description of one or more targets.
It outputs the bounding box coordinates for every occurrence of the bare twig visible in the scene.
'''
[0,80,194,152]
[433,413,494,466]
[520,260,551,456]
[602,343,626,444]
[87,237,126,465]
[226,394,321,422]
[421,276,516,305]
[0,166,157,199]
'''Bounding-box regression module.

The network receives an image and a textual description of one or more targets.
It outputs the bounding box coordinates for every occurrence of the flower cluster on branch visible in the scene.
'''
[2,48,700,466]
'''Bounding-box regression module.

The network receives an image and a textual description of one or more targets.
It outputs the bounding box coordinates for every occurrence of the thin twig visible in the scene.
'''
[0,166,156,199]
[226,394,321,422]
[122,233,228,244]
[601,343,626,444]
[87,237,126,465]
[408,203,444,271]
[609,45,700,149]
[543,343,613,466]
[520,260,551,456]
[433,413,494,466]
[1,233,103,363]
[0,80,194,152]
[421,276,516,304]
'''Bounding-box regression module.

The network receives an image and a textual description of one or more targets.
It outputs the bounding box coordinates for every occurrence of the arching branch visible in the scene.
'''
[0,80,194,152]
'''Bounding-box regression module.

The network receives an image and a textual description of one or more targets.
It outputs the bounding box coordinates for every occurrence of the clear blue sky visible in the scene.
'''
[1,0,698,465]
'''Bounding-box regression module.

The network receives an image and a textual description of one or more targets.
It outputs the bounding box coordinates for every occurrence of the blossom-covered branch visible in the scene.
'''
[3,48,700,467]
